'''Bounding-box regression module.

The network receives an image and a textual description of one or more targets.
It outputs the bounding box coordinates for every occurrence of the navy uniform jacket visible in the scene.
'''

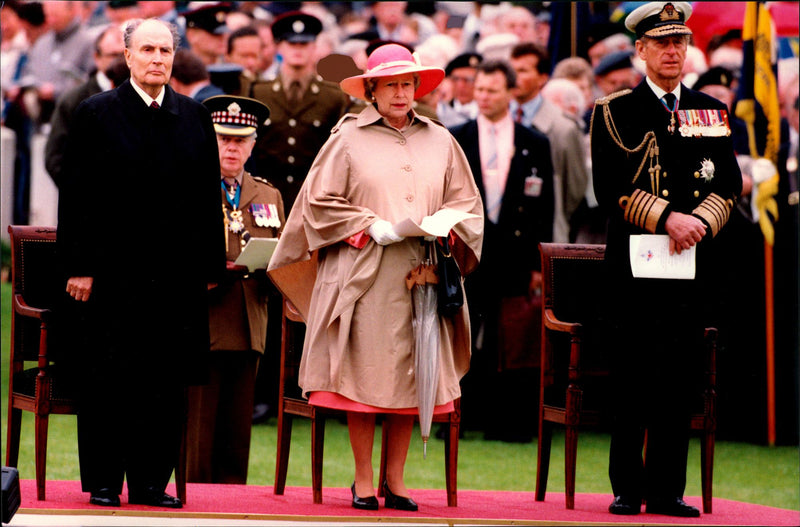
[249,74,352,211]
[591,80,742,285]
[57,79,226,381]
[450,119,554,299]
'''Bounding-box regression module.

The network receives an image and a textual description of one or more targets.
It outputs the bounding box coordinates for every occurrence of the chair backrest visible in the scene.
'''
[8,225,60,363]
[539,243,609,404]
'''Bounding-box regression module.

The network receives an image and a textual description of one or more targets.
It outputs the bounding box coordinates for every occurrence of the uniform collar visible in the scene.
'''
[646,76,682,102]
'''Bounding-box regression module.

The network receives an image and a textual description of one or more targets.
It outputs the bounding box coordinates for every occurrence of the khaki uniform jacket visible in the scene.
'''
[249,73,353,211]
[268,105,484,409]
[210,172,285,353]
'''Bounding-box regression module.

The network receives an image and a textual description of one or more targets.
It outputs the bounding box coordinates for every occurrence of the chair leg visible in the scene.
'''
[176,410,187,505]
[273,408,292,495]
[34,413,49,501]
[311,415,326,504]
[701,430,714,514]
[445,417,459,507]
[377,419,389,498]
[535,421,552,501]
[6,407,22,467]
[564,425,578,510]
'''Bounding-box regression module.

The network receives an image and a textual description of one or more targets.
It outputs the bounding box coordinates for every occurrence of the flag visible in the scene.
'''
[735,1,781,245]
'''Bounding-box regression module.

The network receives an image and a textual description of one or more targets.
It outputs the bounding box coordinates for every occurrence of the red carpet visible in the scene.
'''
[18,479,799,525]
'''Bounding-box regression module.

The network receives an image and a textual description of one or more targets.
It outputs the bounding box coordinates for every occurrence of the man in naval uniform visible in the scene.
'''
[248,10,351,213]
[590,2,742,517]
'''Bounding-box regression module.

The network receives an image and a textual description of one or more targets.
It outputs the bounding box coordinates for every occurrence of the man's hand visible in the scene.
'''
[664,211,706,255]
[66,276,93,302]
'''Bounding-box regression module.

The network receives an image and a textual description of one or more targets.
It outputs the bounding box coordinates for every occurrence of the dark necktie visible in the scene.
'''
[515,106,524,124]
[662,93,676,111]
[288,81,301,105]
[150,100,160,109]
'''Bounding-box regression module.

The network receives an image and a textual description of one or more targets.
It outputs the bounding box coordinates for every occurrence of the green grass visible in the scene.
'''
[2,281,798,510]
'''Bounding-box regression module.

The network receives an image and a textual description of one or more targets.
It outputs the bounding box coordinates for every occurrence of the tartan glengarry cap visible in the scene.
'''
[203,95,270,137]
[625,2,693,39]
[271,11,322,43]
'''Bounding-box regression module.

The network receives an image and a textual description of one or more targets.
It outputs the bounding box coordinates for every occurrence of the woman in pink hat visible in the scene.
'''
[268,44,484,511]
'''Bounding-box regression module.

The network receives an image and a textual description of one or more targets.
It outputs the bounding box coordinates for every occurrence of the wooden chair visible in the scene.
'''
[273,297,460,506]
[534,243,716,513]
[5,225,77,501]
[5,225,187,504]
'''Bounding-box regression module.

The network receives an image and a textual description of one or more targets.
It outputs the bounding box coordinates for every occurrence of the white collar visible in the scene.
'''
[646,76,681,102]
[130,78,165,107]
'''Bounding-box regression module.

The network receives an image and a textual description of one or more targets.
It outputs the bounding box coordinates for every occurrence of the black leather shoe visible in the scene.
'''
[382,480,418,512]
[351,483,379,511]
[89,489,120,507]
[129,487,183,508]
[608,495,641,515]
[646,497,701,517]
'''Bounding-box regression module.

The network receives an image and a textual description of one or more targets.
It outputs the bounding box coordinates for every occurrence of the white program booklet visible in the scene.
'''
[234,237,279,272]
[393,209,481,238]
[629,234,696,280]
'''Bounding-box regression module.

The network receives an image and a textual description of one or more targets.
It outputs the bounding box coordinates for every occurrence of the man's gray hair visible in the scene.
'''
[123,18,181,50]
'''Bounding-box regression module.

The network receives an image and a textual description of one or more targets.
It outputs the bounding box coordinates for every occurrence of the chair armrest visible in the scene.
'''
[13,294,52,322]
[543,308,582,335]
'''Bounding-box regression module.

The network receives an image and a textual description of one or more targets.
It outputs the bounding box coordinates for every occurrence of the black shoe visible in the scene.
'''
[382,480,418,512]
[89,489,120,507]
[608,495,641,515]
[351,483,379,511]
[646,497,701,517]
[128,487,183,509]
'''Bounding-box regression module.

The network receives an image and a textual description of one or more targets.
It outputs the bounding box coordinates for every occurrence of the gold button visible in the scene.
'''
[694,190,700,197]
[514,230,522,237]
[662,189,669,197]
[662,171,667,178]
[694,171,700,178]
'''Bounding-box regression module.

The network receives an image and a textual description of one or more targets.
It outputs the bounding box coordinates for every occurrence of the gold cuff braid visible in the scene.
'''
[620,188,669,233]
[692,193,733,237]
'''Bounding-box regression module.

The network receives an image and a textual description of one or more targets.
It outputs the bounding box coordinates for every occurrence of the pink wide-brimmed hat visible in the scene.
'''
[339,43,445,101]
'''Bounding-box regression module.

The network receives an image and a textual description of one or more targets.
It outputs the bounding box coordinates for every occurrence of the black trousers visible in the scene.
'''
[606,279,705,502]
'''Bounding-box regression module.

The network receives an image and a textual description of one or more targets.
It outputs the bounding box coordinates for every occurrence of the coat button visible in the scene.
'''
[287,175,294,183]
[288,137,296,145]
[514,229,521,237]
[398,139,406,145]
[288,118,297,127]
[694,190,700,197]
[662,189,669,197]
[313,120,321,127]
[694,171,701,178]
[288,155,295,164]
[403,165,412,171]
[406,194,414,202]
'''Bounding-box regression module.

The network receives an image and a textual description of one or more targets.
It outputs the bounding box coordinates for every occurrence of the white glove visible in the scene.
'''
[367,220,405,246]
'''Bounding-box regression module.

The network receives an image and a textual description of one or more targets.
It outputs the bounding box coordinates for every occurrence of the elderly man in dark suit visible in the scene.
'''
[590,2,741,517]
[57,17,226,509]
[450,59,554,441]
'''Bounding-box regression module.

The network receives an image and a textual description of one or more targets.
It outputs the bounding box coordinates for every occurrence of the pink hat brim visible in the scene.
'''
[340,64,445,101]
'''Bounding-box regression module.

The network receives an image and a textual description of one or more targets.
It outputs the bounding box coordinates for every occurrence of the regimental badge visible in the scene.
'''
[292,20,305,34]
[227,102,241,116]
[677,109,731,137]
[659,3,679,22]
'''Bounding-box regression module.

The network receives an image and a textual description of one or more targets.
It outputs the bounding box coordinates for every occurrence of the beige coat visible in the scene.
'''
[268,105,484,409]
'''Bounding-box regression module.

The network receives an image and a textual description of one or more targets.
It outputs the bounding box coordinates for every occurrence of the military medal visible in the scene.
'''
[251,203,268,227]
[228,209,244,233]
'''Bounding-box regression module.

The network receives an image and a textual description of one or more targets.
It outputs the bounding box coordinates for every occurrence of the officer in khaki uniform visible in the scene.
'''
[248,11,352,212]
[590,2,741,518]
[186,95,285,484]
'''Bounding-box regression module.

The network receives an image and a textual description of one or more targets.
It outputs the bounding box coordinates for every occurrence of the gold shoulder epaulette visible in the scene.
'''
[596,88,632,105]
[331,113,358,134]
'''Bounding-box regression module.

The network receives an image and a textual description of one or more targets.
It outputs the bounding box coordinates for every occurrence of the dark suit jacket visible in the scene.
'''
[450,118,555,301]
[57,79,226,381]
[45,76,103,186]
